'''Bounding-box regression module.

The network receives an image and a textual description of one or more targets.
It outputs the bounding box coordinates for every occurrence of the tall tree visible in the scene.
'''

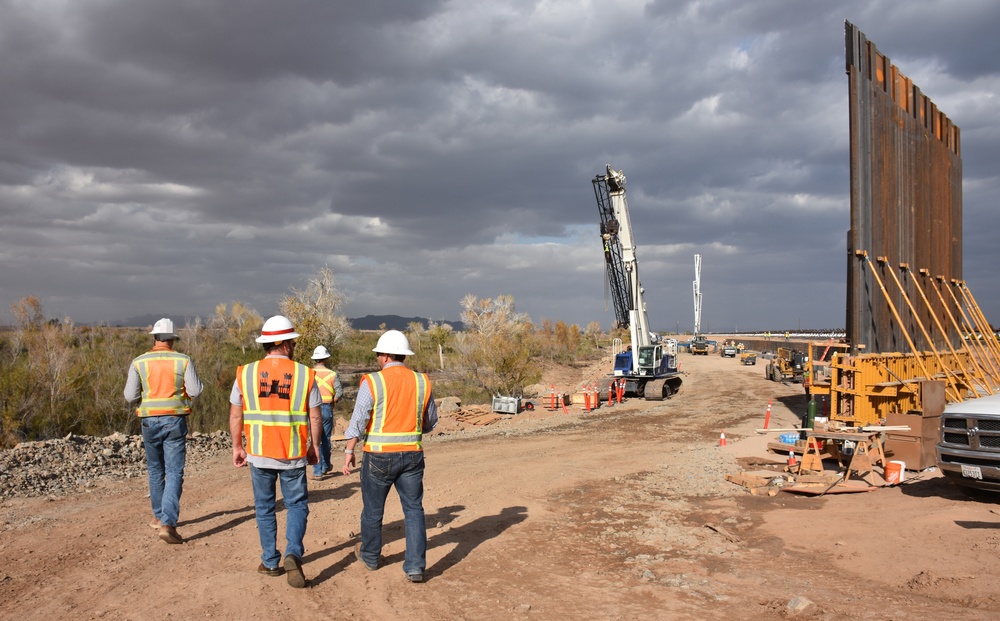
[209,302,262,354]
[280,266,352,364]
[457,294,541,395]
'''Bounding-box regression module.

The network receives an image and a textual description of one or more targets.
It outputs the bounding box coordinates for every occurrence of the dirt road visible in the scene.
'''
[2,352,1000,620]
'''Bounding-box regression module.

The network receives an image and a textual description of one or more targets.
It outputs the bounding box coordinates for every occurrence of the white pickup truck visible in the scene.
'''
[937,393,1000,493]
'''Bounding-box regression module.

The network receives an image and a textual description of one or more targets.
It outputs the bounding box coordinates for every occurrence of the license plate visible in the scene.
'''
[961,464,983,480]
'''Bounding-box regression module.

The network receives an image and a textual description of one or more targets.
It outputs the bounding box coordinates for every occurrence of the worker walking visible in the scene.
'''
[310,345,342,480]
[229,315,323,588]
[342,330,438,583]
[124,318,203,545]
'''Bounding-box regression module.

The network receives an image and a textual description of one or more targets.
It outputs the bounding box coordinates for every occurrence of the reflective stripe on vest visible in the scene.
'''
[363,366,430,452]
[237,358,313,460]
[314,368,338,404]
[134,351,193,417]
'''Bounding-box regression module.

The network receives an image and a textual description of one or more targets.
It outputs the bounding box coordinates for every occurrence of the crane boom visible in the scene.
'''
[593,165,652,355]
[693,253,702,335]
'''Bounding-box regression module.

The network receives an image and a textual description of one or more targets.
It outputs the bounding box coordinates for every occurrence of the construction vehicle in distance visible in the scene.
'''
[740,351,757,365]
[690,254,709,355]
[593,165,682,400]
[720,342,737,358]
[765,347,807,383]
[691,334,710,355]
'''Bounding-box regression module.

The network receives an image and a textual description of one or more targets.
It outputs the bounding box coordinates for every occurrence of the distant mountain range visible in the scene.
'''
[348,314,464,331]
[106,313,463,332]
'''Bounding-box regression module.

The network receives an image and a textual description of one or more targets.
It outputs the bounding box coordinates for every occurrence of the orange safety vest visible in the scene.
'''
[237,357,315,460]
[361,365,431,453]
[133,346,194,417]
[314,367,338,404]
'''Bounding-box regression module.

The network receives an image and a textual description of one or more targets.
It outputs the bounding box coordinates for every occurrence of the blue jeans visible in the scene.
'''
[249,464,309,568]
[313,403,334,476]
[359,451,426,575]
[141,415,187,527]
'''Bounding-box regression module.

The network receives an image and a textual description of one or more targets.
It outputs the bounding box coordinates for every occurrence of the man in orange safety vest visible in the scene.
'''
[229,315,322,588]
[124,317,203,546]
[343,329,437,583]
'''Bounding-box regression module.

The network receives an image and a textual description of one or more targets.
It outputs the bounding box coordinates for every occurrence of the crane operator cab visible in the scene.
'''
[637,345,663,376]
[615,340,679,377]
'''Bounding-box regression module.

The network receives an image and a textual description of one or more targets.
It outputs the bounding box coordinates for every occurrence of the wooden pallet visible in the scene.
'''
[452,411,504,426]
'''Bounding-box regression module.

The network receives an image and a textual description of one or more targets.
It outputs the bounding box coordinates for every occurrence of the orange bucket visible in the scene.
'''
[884,460,905,485]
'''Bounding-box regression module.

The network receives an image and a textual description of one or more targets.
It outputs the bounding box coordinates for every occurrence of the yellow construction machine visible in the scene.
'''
[765,347,807,383]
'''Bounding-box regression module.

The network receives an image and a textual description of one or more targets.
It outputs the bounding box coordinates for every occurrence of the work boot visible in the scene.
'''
[158,525,183,545]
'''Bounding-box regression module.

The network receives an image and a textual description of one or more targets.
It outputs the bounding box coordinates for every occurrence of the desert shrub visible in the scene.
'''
[455,294,541,396]
[405,321,455,373]
[433,376,490,406]
[339,331,380,366]
[535,319,596,363]
[280,265,352,367]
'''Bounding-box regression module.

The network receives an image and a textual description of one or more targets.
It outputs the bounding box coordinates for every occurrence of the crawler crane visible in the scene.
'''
[593,165,682,400]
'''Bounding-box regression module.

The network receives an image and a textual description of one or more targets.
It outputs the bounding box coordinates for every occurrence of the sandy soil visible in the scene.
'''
[2,351,1000,620]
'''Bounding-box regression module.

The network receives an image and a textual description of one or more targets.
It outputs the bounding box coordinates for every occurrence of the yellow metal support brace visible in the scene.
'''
[960,281,1000,363]
[879,260,961,402]
[943,278,1000,384]
[908,267,980,397]
[931,275,995,394]
[859,252,936,393]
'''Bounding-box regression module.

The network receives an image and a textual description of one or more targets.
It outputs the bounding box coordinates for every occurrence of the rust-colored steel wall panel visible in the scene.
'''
[845,22,962,355]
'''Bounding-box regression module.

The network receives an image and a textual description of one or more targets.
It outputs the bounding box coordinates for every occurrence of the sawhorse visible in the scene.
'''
[798,431,886,485]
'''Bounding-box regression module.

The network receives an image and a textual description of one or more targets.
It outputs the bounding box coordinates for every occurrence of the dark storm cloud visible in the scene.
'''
[0,0,997,332]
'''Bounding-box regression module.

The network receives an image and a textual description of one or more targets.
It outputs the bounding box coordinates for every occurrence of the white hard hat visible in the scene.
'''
[256,315,301,343]
[311,345,331,360]
[150,318,179,340]
[372,330,414,356]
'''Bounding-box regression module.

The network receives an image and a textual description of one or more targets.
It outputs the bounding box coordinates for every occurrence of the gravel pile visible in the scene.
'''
[0,431,231,499]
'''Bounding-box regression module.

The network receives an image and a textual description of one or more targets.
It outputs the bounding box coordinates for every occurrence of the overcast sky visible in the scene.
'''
[2,1,998,333]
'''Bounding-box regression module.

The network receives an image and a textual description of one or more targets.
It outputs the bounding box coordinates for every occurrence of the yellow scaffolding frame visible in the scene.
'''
[805,251,1000,427]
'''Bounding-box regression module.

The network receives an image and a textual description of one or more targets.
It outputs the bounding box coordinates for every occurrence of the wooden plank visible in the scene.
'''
[780,484,877,495]
[725,472,770,488]
[767,441,804,455]
[792,474,843,484]
[743,469,785,479]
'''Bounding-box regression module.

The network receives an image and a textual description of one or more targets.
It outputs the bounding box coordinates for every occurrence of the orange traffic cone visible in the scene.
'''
[787,450,797,467]
[719,430,727,447]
